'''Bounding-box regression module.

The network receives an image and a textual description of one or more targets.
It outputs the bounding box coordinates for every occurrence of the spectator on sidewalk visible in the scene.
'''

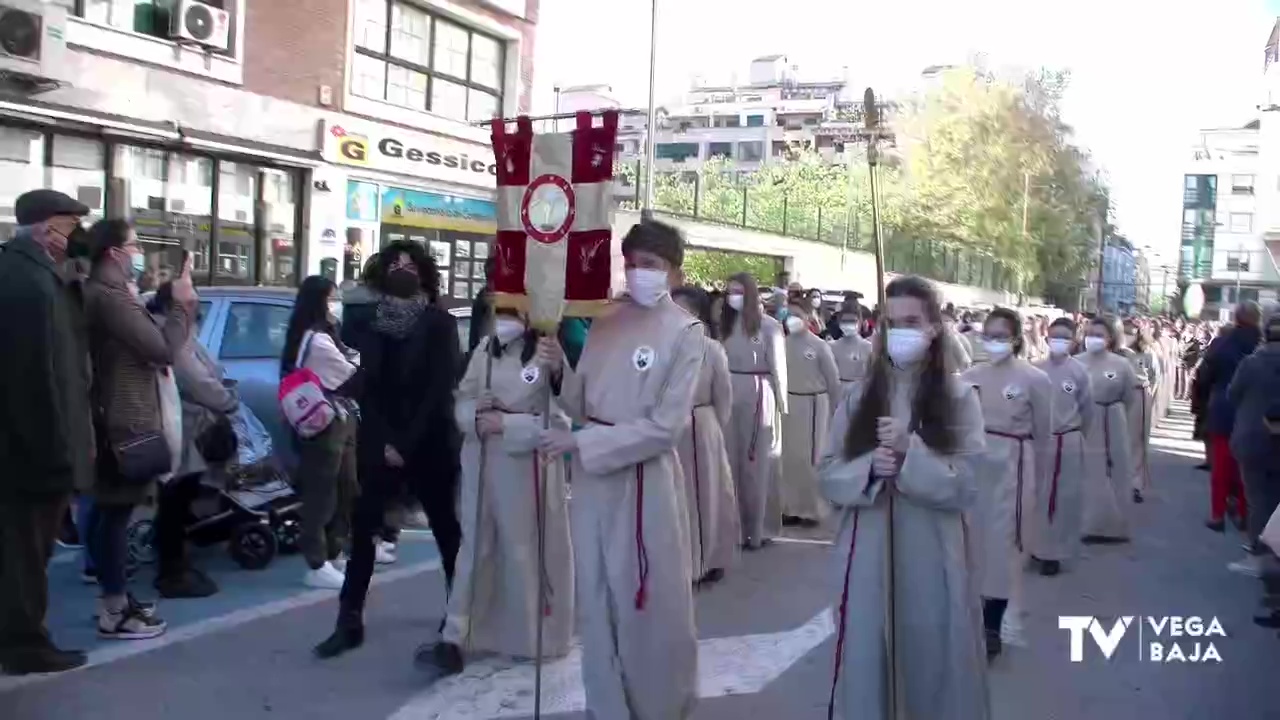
[1201,303,1262,534]
[0,190,94,675]
[84,218,196,641]
[1227,308,1280,577]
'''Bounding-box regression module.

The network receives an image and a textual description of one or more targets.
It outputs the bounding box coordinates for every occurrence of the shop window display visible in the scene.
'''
[374,185,495,309]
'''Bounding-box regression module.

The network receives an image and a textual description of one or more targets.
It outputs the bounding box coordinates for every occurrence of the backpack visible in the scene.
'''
[278,331,336,439]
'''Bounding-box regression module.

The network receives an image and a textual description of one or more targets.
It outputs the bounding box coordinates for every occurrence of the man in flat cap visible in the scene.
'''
[0,189,94,675]
[534,219,704,719]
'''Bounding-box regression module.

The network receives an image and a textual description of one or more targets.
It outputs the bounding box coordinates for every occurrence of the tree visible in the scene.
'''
[682,248,781,288]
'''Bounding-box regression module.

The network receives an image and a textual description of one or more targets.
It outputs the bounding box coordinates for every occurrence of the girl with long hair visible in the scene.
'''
[672,286,739,585]
[1031,317,1094,578]
[720,272,787,549]
[961,307,1053,661]
[281,275,361,590]
[1121,318,1158,503]
[818,275,988,720]
[779,294,840,527]
[1076,315,1138,544]
[434,307,573,672]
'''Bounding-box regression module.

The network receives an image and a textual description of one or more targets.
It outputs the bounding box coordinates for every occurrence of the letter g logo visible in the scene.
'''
[338,137,369,166]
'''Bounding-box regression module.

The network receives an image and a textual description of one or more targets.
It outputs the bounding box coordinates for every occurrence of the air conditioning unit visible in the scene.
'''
[170,0,231,51]
[0,0,67,88]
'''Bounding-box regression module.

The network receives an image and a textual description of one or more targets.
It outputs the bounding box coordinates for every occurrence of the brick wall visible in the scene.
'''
[243,0,349,109]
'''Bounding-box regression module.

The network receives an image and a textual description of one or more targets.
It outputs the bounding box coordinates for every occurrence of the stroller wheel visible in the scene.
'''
[275,517,302,555]
[126,517,157,570]
[229,522,277,571]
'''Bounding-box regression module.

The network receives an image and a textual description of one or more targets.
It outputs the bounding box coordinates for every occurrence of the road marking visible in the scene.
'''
[0,560,442,694]
[773,536,834,547]
[388,608,835,720]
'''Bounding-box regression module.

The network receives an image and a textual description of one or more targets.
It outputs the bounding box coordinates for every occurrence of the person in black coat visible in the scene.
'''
[0,190,94,675]
[1201,304,1264,531]
[314,240,463,660]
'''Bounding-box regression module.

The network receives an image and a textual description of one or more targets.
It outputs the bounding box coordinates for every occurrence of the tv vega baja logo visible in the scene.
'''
[1058,616,1225,663]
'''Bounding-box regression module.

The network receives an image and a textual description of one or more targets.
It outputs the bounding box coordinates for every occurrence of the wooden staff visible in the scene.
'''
[861,87,898,720]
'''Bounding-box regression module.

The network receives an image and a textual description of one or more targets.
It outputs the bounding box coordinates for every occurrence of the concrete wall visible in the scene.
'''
[612,209,1034,308]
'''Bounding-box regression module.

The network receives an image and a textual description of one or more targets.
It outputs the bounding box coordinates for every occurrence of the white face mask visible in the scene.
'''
[810,297,822,309]
[784,315,806,334]
[1048,338,1073,356]
[328,301,342,322]
[1084,336,1107,353]
[839,322,858,336]
[626,268,669,307]
[983,340,1013,362]
[726,293,744,311]
[494,317,525,345]
[886,328,930,366]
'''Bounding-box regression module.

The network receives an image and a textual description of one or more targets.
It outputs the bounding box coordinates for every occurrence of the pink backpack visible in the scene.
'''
[278,332,336,439]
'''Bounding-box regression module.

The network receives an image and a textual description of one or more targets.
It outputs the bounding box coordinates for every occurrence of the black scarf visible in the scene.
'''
[375,294,428,339]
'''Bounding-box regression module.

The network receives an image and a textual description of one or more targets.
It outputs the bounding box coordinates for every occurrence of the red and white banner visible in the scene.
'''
[490,111,619,328]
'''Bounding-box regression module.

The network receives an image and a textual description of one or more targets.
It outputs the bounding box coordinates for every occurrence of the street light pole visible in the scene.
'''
[641,0,658,221]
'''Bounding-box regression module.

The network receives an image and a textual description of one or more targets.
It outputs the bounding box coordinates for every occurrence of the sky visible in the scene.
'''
[531,0,1276,267]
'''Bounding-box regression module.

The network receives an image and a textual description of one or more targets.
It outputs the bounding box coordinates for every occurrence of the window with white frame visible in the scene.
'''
[1229,212,1253,233]
[1231,174,1255,195]
[352,0,506,123]
[74,0,239,56]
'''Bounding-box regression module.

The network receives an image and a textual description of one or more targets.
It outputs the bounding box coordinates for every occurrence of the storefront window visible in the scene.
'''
[51,136,106,223]
[377,186,495,309]
[262,169,298,287]
[114,145,211,291]
[216,162,256,285]
[0,128,44,239]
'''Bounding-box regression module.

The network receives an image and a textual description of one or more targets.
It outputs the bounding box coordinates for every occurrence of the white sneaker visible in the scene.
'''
[1228,555,1265,578]
[304,562,346,590]
[376,541,397,565]
[331,554,348,573]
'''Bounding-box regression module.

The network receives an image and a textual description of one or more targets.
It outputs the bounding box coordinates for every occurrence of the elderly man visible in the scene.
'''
[0,190,94,675]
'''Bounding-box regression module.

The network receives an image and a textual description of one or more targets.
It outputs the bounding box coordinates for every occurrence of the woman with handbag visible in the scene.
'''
[147,281,238,599]
[280,276,361,590]
[84,219,196,640]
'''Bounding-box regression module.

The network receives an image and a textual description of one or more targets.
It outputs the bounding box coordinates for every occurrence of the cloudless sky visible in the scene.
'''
[532,0,1274,267]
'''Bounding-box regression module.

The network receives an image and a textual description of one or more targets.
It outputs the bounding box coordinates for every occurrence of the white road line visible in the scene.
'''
[388,609,836,720]
[772,536,834,547]
[0,560,441,694]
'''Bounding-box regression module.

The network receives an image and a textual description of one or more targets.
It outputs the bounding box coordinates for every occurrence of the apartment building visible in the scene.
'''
[0,0,537,308]
[563,55,892,179]
[1180,124,1280,316]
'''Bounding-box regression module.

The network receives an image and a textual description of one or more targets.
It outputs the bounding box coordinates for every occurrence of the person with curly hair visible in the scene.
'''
[314,240,463,660]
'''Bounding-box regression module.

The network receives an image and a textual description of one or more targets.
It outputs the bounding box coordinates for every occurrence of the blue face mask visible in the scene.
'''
[776,306,790,322]
[129,252,146,281]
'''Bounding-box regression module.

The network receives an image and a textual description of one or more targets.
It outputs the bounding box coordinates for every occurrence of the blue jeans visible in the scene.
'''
[75,496,96,574]
[86,503,133,596]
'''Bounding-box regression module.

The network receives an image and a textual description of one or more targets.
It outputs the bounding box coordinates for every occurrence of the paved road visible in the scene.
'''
[3,401,1277,720]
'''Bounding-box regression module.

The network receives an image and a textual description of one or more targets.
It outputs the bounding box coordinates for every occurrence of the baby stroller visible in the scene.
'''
[127,403,303,571]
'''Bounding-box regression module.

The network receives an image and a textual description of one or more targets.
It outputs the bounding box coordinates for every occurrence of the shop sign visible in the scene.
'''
[380,187,496,234]
[322,119,497,189]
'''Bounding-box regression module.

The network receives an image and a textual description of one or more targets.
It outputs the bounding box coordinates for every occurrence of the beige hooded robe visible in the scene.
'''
[1075,349,1138,540]
[443,335,574,659]
[558,295,703,720]
[676,335,740,579]
[962,355,1053,601]
[1032,354,1094,562]
[830,332,874,395]
[1123,346,1158,492]
[818,367,991,720]
[722,313,787,546]
[780,327,840,522]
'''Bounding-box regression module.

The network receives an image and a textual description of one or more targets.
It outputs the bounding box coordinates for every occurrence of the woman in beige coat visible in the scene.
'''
[1076,315,1138,544]
[673,287,739,585]
[1121,318,1158,503]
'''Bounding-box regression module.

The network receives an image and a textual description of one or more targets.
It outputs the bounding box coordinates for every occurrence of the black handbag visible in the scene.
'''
[111,432,173,485]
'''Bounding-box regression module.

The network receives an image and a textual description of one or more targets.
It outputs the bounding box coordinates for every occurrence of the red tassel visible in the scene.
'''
[827,509,860,720]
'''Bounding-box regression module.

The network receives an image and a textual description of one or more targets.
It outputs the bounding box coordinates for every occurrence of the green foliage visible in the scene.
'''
[620,63,1106,298]
[682,248,781,288]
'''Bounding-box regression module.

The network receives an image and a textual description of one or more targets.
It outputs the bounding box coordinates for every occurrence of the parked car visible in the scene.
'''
[193,287,472,472]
